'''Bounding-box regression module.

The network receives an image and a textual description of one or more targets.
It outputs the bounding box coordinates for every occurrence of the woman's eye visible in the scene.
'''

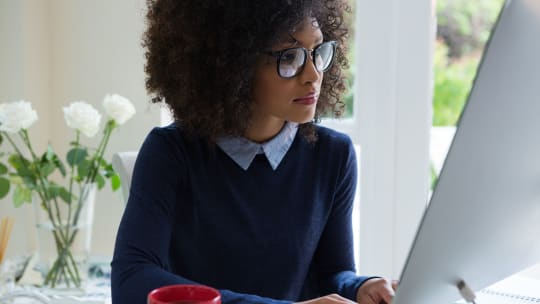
[281,52,297,63]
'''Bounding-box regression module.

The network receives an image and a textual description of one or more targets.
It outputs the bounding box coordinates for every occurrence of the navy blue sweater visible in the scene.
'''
[111,124,371,304]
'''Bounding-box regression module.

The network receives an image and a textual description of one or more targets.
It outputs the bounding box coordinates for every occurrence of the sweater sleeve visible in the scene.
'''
[111,128,291,304]
[314,135,374,300]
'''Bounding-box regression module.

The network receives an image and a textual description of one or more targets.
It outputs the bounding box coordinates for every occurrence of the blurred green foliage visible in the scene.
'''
[432,41,478,126]
[432,0,504,188]
[437,0,505,59]
[341,0,504,123]
[433,0,505,126]
[343,1,355,118]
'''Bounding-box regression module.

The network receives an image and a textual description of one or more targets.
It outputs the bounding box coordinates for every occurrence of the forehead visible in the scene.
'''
[276,18,323,46]
[295,18,321,34]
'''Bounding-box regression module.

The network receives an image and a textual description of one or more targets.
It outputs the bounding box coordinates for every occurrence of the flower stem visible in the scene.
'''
[4,130,84,288]
[20,129,67,236]
[65,121,115,262]
[19,130,69,241]
[58,122,115,284]
[44,227,79,287]
[3,131,69,242]
[86,120,115,184]
[44,225,82,287]
[65,131,81,250]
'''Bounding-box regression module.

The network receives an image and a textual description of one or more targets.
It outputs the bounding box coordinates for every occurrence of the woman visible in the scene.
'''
[111,0,396,303]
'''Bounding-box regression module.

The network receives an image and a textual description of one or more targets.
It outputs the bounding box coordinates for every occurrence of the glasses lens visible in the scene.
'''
[314,42,335,72]
[279,48,305,78]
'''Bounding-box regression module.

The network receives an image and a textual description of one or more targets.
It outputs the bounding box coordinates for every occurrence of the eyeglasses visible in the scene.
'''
[266,41,337,79]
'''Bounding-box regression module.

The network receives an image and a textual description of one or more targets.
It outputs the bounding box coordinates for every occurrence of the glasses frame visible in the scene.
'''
[266,40,338,79]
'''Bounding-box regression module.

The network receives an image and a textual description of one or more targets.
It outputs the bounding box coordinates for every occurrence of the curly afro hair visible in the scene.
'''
[143,0,351,143]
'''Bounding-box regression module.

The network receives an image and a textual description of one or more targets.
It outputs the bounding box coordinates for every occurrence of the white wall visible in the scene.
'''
[0,0,52,258]
[0,0,161,258]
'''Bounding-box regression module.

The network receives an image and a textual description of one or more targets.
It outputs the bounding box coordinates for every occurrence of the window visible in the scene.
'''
[431,0,505,190]
[322,1,434,279]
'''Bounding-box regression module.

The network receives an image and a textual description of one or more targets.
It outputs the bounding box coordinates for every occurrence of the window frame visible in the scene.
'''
[321,0,435,279]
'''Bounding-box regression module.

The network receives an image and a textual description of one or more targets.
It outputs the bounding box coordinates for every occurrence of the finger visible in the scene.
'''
[357,293,377,304]
[381,293,393,304]
[381,283,395,304]
[329,293,356,304]
[391,280,399,291]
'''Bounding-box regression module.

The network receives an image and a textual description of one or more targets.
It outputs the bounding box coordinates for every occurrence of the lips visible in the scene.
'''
[293,92,318,105]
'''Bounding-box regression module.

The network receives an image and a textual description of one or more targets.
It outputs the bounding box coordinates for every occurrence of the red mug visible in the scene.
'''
[147,284,221,304]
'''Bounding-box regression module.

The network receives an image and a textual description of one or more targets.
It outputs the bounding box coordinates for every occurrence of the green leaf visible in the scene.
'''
[59,187,72,204]
[0,177,10,199]
[95,174,105,190]
[40,178,50,190]
[0,162,8,175]
[0,133,3,146]
[20,176,37,189]
[99,158,108,167]
[111,173,121,191]
[47,184,61,199]
[7,175,23,185]
[46,144,55,161]
[40,161,56,177]
[104,165,116,178]
[77,159,91,179]
[55,159,67,176]
[8,154,34,178]
[13,186,32,208]
[67,148,88,167]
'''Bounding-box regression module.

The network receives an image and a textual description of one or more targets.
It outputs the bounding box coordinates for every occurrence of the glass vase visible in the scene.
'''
[32,183,96,290]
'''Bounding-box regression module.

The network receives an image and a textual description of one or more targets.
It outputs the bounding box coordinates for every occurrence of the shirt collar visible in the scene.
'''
[216,122,298,170]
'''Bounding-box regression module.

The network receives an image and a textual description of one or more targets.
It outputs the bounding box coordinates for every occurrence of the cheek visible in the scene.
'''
[253,69,292,105]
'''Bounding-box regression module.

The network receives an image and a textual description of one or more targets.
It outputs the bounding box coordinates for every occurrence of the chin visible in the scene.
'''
[286,111,316,124]
[290,116,315,124]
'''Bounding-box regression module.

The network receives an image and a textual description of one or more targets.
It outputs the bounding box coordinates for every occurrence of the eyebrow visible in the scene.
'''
[281,34,300,47]
[283,34,324,48]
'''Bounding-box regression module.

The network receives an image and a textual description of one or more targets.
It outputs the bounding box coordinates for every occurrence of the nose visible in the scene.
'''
[298,53,321,84]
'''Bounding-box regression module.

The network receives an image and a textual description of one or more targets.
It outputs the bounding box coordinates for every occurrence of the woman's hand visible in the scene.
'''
[356,278,398,304]
[296,293,357,304]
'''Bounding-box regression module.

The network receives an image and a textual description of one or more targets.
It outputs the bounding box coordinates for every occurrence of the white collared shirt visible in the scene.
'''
[215,122,298,170]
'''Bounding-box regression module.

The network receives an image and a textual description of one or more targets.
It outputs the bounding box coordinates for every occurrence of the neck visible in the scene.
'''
[245,119,286,143]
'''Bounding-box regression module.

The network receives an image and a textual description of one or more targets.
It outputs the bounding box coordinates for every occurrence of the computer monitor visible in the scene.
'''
[393,0,540,303]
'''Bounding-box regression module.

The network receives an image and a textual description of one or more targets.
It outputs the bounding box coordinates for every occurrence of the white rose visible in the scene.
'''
[0,100,39,133]
[102,94,136,125]
[63,101,102,138]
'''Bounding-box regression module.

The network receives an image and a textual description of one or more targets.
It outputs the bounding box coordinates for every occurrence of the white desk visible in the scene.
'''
[0,255,111,304]
[454,263,540,304]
